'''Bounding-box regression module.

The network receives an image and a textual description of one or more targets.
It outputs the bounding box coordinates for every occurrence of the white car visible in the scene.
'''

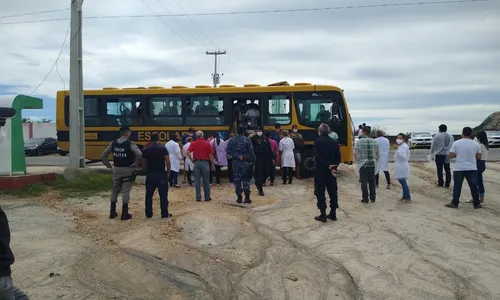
[408,131,432,149]
[485,130,500,147]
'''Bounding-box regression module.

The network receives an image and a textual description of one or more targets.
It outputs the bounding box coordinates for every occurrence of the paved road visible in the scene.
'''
[26,149,500,166]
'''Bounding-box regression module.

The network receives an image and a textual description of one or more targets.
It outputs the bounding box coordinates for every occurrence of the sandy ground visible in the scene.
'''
[2,162,500,300]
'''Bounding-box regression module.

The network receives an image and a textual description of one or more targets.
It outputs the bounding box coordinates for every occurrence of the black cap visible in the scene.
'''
[0,108,16,118]
[119,126,130,132]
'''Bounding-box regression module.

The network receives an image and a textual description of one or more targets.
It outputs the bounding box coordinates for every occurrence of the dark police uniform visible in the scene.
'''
[101,131,142,220]
[227,133,255,203]
[251,133,274,196]
[142,143,170,219]
[0,207,29,300]
[314,133,342,222]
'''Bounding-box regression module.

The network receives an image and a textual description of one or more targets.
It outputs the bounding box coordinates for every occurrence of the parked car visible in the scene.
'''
[485,130,500,148]
[408,132,432,149]
[24,137,58,156]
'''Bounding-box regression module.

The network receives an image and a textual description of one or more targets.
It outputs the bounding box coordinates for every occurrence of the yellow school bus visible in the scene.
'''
[56,81,354,177]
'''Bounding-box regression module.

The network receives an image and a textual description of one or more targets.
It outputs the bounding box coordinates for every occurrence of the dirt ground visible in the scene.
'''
[2,162,500,300]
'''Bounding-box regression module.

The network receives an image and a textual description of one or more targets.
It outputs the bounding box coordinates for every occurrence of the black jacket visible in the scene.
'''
[0,206,14,277]
[314,134,341,177]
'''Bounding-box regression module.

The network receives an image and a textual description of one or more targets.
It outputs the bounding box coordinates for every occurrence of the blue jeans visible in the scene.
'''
[452,170,479,207]
[398,179,411,200]
[194,160,211,201]
[145,172,169,217]
[169,171,179,186]
[477,160,486,197]
[435,154,451,187]
[0,276,29,299]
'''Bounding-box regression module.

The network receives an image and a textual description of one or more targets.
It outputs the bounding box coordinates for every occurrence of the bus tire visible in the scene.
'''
[300,147,315,179]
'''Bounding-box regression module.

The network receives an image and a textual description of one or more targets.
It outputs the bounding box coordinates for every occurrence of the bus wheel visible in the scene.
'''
[300,148,315,179]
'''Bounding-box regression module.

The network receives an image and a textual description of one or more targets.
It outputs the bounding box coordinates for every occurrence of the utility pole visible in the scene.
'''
[69,0,85,168]
[206,50,226,87]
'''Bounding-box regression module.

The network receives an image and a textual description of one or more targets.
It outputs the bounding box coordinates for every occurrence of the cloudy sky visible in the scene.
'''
[1,0,499,134]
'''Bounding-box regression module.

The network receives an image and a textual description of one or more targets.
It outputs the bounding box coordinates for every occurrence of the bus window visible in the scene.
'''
[105,97,142,126]
[268,95,290,125]
[84,97,101,126]
[296,96,344,125]
[187,96,224,125]
[145,96,183,125]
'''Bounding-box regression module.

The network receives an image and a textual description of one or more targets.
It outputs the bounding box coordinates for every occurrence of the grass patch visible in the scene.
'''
[0,183,47,198]
[0,172,117,199]
[48,172,113,198]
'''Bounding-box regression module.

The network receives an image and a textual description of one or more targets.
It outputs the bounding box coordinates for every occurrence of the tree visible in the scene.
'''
[369,125,388,137]
[21,117,52,123]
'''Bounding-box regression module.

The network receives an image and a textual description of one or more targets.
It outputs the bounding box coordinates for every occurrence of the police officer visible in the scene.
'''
[1,206,29,300]
[227,126,255,204]
[101,126,142,220]
[250,127,274,196]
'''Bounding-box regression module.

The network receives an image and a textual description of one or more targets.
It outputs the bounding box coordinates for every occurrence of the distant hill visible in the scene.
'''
[474,111,500,133]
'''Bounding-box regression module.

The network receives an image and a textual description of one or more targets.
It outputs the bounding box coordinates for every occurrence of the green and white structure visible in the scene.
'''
[0,95,43,175]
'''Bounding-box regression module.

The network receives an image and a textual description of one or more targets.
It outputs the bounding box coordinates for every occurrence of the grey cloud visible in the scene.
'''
[0,0,499,133]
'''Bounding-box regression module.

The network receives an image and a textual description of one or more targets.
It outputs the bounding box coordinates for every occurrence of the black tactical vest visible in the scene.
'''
[112,139,134,167]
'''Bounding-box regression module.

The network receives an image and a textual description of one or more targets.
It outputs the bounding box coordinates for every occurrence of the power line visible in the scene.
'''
[171,0,217,48]
[154,0,208,49]
[29,22,78,96]
[0,8,69,19]
[0,0,493,25]
[137,0,201,49]
[56,24,71,91]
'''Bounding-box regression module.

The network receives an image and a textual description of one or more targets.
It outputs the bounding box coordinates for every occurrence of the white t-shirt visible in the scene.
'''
[450,139,480,171]
[479,143,488,161]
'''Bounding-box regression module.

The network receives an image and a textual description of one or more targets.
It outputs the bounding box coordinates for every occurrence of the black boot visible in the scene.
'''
[315,210,327,223]
[328,209,337,221]
[121,204,132,220]
[236,194,243,203]
[244,192,252,204]
[257,185,264,196]
[109,202,117,219]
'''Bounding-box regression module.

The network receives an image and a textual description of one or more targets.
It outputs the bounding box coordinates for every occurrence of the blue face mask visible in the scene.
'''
[329,132,336,139]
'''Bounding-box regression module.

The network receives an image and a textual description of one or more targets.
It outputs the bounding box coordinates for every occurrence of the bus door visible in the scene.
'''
[230,94,265,133]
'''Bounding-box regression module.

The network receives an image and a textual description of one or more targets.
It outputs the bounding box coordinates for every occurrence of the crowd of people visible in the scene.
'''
[100,124,309,220]
[352,123,490,214]
[98,121,490,223]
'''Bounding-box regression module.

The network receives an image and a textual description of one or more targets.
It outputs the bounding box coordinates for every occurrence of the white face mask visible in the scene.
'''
[257,132,263,137]
[248,122,252,125]
[396,139,404,145]
[293,129,298,133]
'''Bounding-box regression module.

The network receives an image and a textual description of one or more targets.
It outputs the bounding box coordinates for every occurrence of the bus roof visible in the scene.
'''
[56,82,344,95]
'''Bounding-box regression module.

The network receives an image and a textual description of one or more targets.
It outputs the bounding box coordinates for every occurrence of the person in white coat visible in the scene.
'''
[182,137,194,186]
[279,130,295,184]
[375,130,391,189]
[165,136,183,188]
[394,133,411,201]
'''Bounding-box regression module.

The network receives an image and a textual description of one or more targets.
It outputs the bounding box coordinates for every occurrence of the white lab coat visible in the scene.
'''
[183,142,194,171]
[376,136,390,172]
[279,136,296,168]
[166,140,182,173]
[394,142,410,179]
